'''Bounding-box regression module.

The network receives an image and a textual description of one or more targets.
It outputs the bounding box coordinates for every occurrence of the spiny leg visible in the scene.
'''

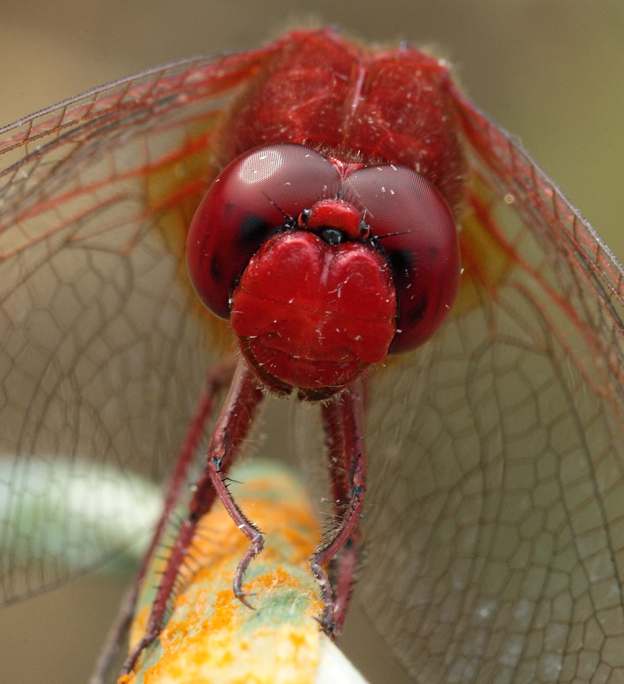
[313,379,367,637]
[90,358,237,684]
[207,446,264,608]
[121,359,264,676]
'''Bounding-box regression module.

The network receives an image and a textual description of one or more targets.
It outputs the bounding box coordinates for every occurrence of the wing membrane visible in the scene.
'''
[358,90,624,682]
[0,46,279,604]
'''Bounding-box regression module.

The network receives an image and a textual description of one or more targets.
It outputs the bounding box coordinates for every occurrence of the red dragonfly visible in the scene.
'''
[1,28,624,682]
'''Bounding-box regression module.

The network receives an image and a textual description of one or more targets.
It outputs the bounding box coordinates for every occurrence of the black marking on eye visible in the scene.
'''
[238,214,272,248]
[211,256,222,283]
[389,249,415,281]
[405,296,428,325]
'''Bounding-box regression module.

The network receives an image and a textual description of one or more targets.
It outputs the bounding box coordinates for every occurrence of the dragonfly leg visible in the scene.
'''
[91,357,237,684]
[207,446,265,608]
[134,358,239,590]
[313,380,367,638]
[120,359,264,676]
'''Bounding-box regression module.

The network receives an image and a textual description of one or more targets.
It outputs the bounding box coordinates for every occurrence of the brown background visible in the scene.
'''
[0,1,623,683]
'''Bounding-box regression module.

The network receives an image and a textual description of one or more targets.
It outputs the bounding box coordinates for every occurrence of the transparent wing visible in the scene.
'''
[358,88,624,682]
[0,45,280,604]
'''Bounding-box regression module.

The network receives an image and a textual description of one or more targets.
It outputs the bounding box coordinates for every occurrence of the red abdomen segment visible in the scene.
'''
[219,29,466,215]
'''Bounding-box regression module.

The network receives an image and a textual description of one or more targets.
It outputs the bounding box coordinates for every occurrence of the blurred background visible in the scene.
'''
[0,1,622,682]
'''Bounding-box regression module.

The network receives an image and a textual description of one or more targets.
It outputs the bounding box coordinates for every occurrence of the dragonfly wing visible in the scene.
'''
[358,90,624,682]
[0,46,281,605]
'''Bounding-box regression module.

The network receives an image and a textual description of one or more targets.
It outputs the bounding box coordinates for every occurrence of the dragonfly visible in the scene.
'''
[1,27,624,683]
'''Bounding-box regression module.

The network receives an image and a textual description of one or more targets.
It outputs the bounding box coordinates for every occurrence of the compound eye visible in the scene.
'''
[187,144,342,318]
[344,165,460,353]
